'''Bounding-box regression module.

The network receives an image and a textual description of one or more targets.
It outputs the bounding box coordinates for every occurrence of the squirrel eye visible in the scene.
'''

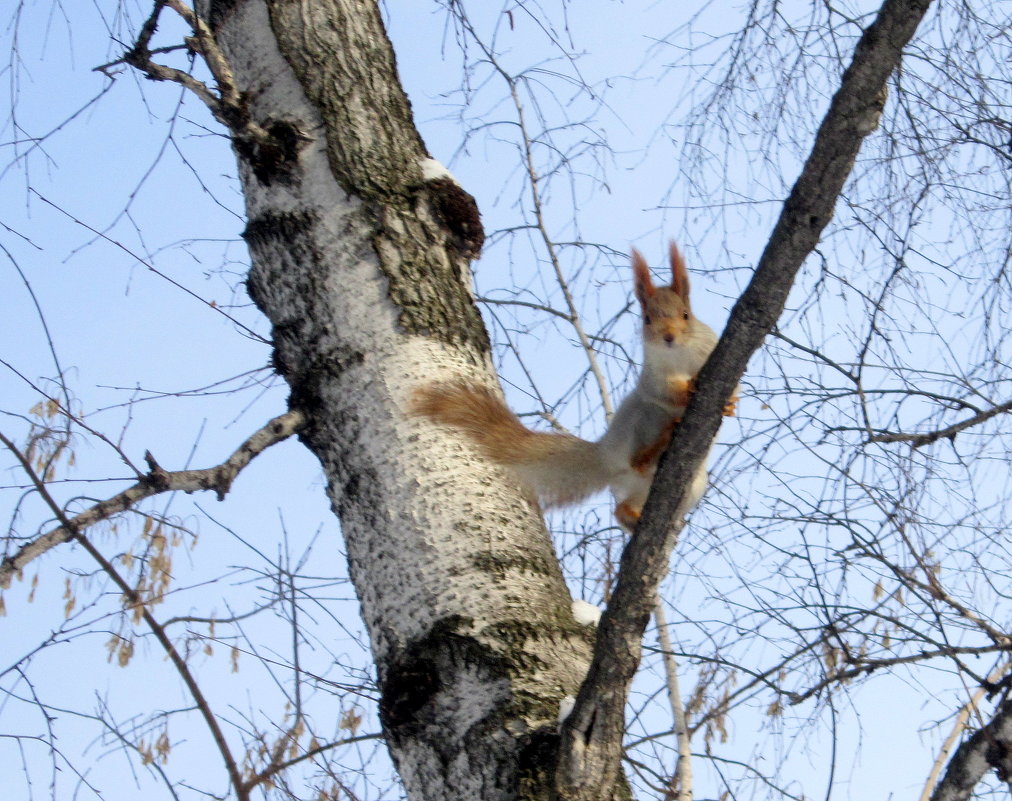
[643,314,652,325]
[682,311,689,321]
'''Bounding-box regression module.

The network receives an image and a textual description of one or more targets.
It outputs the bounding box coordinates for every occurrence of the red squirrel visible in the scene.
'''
[413,242,736,529]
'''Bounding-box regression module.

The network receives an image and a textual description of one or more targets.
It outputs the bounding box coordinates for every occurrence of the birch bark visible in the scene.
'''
[198,1,594,799]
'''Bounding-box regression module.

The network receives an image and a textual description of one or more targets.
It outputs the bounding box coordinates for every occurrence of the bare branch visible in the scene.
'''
[653,602,692,801]
[242,732,381,794]
[509,77,615,418]
[30,190,269,344]
[96,0,297,168]
[0,410,305,587]
[868,398,1012,447]
[788,644,1012,706]
[448,7,615,416]
[1,425,251,798]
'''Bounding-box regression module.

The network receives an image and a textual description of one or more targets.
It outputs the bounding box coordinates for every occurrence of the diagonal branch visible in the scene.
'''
[2,422,252,799]
[788,644,1012,707]
[921,660,1012,801]
[555,1,934,798]
[446,6,615,416]
[242,732,380,794]
[653,603,693,801]
[0,410,305,588]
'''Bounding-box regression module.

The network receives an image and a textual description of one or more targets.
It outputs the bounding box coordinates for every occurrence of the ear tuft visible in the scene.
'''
[631,248,655,306]
[669,241,691,301]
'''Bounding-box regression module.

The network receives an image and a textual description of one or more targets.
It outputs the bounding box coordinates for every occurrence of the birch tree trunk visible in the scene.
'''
[197,1,595,799]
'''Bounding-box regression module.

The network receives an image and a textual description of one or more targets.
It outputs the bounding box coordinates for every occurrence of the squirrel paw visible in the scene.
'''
[615,501,642,530]
[723,392,739,417]
[667,376,697,408]
[668,378,693,408]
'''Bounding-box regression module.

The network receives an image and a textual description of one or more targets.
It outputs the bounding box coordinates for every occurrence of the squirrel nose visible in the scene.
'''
[663,332,675,344]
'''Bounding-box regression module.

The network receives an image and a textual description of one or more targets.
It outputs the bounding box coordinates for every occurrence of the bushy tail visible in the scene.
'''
[412,382,610,506]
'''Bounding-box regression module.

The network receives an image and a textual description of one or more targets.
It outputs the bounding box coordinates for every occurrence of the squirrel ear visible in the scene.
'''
[669,241,691,301]
[631,248,655,307]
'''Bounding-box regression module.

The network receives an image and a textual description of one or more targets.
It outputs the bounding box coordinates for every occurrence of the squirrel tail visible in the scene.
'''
[412,382,609,506]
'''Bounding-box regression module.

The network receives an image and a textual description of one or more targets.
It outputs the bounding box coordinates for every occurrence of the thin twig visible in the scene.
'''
[30,191,268,344]
[509,78,615,417]
[0,430,251,799]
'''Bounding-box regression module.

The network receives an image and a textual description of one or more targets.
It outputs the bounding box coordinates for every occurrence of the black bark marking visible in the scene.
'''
[204,0,239,32]
[242,209,317,254]
[516,726,561,800]
[379,615,508,752]
[233,118,311,185]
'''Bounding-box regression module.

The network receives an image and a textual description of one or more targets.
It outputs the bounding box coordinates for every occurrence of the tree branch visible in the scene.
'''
[1,410,305,588]
[556,1,933,798]
[97,0,285,160]
[788,644,1012,706]
[868,398,1012,447]
[242,732,380,793]
[653,602,692,801]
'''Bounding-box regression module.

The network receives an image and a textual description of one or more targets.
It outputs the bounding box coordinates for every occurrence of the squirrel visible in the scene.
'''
[413,242,736,530]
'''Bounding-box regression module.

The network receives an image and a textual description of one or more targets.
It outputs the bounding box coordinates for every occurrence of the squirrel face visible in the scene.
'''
[640,286,692,347]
